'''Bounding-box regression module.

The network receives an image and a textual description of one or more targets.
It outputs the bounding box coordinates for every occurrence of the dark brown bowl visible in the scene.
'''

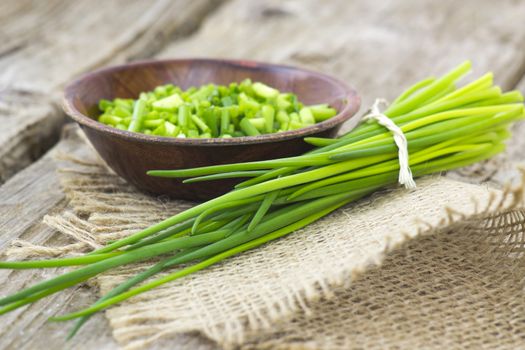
[62,58,361,200]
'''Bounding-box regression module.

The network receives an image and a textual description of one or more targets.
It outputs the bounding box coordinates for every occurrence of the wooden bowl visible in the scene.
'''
[62,58,361,200]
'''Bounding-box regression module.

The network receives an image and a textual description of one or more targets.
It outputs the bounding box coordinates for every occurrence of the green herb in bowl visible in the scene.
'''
[97,80,337,138]
[3,60,522,340]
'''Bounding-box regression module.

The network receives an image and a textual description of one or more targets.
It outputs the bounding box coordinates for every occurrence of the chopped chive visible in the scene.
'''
[240,118,261,136]
[128,99,147,132]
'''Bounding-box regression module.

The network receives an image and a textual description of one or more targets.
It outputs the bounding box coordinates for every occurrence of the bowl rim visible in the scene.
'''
[62,58,361,146]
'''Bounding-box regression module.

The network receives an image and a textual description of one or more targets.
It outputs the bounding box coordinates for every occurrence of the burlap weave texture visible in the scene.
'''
[10,129,525,349]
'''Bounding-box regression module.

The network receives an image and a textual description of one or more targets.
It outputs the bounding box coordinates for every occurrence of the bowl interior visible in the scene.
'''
[67,59,352,125]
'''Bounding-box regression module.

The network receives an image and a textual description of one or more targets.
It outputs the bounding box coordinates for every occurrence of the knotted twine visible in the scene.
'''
[363,98,416,189]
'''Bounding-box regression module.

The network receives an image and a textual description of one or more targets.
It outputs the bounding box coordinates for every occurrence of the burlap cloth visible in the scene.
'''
[8,127,525,349]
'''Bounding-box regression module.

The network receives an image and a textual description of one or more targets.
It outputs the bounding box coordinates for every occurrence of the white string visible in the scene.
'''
[362,98,416,189]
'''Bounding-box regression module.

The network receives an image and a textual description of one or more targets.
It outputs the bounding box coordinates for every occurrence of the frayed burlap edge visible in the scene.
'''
[6,129,525,349]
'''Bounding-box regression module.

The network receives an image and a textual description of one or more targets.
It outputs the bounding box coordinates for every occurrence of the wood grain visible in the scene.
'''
[1,0,525,349]
[159,0,525,117]
[159,0,525,184]
[0,0,224,185]
[0,90,62,183]
[0,0,223,93]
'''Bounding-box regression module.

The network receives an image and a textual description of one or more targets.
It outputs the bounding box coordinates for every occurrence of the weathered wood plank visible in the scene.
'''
[1,0,525,349]
[0,0,224,92]
[0,91,62,183]
[0,0,224,184]
[0,1,226,348]
[160,0,525,109]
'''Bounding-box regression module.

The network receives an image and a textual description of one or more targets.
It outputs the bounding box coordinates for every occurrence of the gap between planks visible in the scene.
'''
[0,0,227,186]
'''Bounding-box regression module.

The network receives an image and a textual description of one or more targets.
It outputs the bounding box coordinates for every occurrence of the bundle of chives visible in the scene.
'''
[0,61,523,339]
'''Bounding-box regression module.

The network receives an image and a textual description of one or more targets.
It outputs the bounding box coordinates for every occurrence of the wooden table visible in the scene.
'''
[1,0,524,348]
